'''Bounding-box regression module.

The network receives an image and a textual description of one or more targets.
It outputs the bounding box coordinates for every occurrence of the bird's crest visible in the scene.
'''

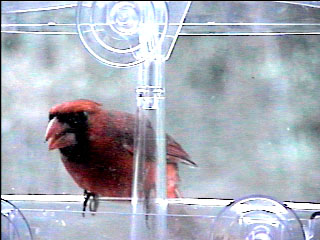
[49,99,102,114]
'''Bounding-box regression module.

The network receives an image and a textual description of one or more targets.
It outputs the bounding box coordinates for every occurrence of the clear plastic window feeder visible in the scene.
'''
[1,1,320,240]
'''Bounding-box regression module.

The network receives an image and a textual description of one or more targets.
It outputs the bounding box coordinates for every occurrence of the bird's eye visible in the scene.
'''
[49,114,55,121]
[83,111,88,118]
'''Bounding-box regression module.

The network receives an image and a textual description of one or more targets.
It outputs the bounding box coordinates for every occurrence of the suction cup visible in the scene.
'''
[211,195,305,240]
[1,199,33,240]
[77,1,168,68]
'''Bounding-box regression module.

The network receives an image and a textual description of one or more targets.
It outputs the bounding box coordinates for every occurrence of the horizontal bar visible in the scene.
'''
[2,195,320,210]
[1,30,78,35]
[2,3,77,14]
[179,32,320,36]
[2,30,320,36]
[2,23,320,27]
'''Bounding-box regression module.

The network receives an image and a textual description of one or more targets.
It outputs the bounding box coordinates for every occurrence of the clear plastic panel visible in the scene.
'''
[181,1,320,35]
[1,197,320,240]
[2,2,320,36]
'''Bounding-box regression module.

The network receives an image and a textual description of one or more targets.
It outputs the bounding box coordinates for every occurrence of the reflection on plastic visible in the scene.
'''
[309,212,320,240]
[210,195,305,240]
[1,199,33,240]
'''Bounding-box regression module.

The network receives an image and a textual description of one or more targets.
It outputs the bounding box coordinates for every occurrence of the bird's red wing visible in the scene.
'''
[166,134,197,167]
[104,110,197,167]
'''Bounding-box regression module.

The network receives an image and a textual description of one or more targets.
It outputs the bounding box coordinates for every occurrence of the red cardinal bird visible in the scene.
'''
[45,99,196,211]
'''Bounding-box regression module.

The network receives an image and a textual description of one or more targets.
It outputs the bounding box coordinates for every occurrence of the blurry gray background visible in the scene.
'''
[2,1,320,203]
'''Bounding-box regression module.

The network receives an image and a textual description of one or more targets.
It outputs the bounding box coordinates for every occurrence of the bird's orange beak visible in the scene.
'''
[45,117,76,150]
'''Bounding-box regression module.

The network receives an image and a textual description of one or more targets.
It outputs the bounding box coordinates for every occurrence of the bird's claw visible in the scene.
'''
[82,190,99,217]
